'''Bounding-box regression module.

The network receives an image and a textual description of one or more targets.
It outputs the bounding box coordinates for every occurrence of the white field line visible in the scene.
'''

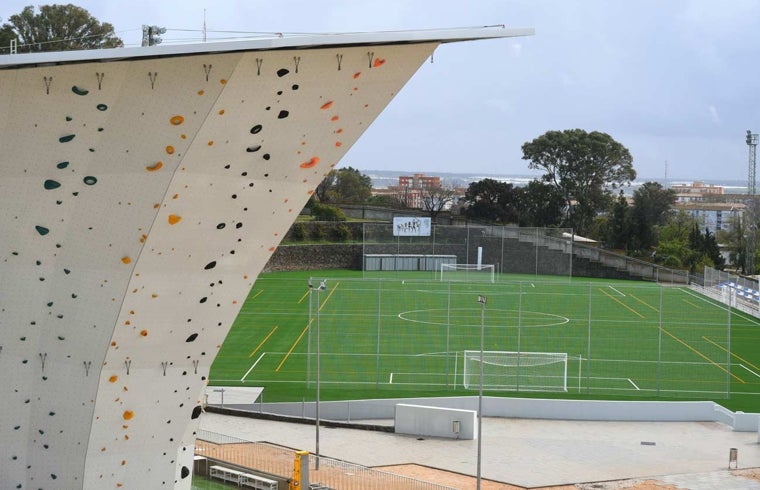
[628,378,641,390]
[609,286,626,297]
[241,353,266,381]
[739,364,760,379]
[389,372,394,384]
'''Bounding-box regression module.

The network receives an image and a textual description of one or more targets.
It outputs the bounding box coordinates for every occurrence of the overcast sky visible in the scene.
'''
[3,1,759,182]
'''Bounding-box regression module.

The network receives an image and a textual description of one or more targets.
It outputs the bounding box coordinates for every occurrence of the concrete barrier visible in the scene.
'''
[394,404,477,439]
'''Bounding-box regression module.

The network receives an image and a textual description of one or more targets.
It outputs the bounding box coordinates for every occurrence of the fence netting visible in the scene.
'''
[298,277,731,400]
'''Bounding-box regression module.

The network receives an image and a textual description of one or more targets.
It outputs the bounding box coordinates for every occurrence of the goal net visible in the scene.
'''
[463,350,568,392]
[440,263,495,283]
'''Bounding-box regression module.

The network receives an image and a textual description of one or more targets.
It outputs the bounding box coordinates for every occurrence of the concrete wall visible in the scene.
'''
[0,41,438,489]
[219,396,760,432]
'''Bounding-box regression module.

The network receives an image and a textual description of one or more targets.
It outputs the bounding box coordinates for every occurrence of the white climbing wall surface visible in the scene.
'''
[0,27,531,489]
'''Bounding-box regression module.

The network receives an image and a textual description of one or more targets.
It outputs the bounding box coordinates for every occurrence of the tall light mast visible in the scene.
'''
[747,130,758,275]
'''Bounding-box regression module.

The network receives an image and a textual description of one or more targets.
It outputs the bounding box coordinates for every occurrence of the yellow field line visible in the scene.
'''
[660,328,744,383]
[248,326,278,358]
[275,320,311,372]
[320,282,339,311]
[629,293,659,313]
[599,288,645,319]
[297,289,309,304]
[250,289,264,300]
[703,336,760,373]
[682,299,702,309]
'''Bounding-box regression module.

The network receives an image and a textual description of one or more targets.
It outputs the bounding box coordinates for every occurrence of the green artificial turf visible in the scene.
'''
[210,270,760,413]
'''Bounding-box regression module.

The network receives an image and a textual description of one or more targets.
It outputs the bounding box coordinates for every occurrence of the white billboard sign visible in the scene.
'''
[393,217,431,236]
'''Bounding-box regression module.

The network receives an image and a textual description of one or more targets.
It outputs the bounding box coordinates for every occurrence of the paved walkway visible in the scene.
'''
[199,413,760,488]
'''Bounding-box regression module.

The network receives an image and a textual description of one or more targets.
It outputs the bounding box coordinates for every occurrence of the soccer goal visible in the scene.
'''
[462,350,568,392]
[439,263,495,283]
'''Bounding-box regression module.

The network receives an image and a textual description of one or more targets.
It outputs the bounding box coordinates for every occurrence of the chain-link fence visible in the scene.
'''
[297,277,731,399]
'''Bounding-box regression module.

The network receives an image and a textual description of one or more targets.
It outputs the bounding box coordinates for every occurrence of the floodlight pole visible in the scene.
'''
[476,295,487,490]
[307,279,313,389]
[315,280,327,471]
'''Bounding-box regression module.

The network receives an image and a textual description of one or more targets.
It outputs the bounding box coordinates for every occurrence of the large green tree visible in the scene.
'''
[515,180,564,227]
[521,129,636,236]
[1,4,122,52]
[463,178,519,223]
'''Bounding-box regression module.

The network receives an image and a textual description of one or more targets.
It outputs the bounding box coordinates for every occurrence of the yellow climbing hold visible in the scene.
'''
[168,214,182,225]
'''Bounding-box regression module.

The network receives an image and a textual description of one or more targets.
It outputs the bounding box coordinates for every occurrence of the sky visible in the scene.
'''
[2,0,759,182]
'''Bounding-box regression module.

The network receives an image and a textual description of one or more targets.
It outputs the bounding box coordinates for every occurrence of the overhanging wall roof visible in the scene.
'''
[0,25,534,69]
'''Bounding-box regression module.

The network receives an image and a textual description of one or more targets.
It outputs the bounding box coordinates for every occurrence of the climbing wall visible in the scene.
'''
[0,42,436,489]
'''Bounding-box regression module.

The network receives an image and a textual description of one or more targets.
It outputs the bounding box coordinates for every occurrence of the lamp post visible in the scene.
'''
[315,279,327,470]
[476,294,487,490]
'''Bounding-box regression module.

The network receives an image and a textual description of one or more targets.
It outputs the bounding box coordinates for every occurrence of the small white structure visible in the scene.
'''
[395,403,477,440]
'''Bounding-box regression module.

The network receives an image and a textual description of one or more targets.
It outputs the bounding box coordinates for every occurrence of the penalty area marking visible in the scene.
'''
[609,286,626,297]
[241,353,266,381]
[740,364,760,379]
[628,378,640,390]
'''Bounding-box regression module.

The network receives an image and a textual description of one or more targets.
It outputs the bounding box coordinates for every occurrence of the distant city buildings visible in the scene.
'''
[671,181,744,233]
[385,173,449,209]
[671,181,724,203]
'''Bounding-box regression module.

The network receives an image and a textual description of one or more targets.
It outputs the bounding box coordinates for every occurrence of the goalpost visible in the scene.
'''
[440,263,495,283]
[463,350,568,392]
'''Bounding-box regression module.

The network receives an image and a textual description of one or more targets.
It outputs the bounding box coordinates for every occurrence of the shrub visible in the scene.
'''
[311,223,327,241]
[311,203,346,221]
[291,222,307,241]
[333,223,352,242]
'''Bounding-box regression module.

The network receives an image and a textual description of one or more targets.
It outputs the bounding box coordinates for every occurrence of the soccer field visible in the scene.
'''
[209,270,760,411]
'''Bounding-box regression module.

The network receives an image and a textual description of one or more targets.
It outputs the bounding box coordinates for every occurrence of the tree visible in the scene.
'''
[314,170,336,202]
[313,167,372,204]
[331,167,372,204]
[628,182,675,251]
[1,4,122,53]
[607,191,631,250]
[462,178,519,223]
[521,129,636,235]
[515,180,564,227]
[0,21,15,53]
[420,185,457,222]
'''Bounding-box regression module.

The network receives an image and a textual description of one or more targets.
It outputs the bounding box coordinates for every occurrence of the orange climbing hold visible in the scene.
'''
[146,162,163,172]
[299,157,320,169]
[321,101,334,110]
[168,214,182,225]
[373,58,386,67]
[166,146,175,155]
[109,375,118,383]
[170,115,185,126]
[353,72,361,79]
[123,410,134,420]
[140,330,148,337]
[121,256,131,264]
